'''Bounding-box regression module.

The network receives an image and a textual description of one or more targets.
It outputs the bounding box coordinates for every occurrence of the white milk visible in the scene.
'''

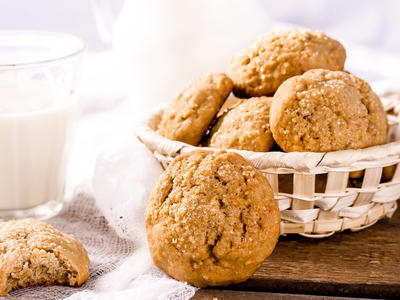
[0,85,78,210]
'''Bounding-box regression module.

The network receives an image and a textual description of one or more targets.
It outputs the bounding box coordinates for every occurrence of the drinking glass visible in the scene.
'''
[0,31,85,220]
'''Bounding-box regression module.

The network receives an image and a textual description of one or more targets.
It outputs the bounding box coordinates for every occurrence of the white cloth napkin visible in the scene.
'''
[67,135,197,300]
[66,67,198,298]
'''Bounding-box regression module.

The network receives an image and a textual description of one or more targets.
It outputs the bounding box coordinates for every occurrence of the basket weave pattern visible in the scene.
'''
[137,93,400,238]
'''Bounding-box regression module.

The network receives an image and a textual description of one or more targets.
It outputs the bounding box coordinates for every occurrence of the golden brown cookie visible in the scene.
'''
[205,97,275,152]
[227,28,346,97]
[0,219,90,296]
[158,73,233,145]
[146,150,280,288]
[270,69,388,152]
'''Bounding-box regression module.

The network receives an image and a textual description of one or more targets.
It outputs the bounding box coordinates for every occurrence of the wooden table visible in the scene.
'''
[193,209,400,299]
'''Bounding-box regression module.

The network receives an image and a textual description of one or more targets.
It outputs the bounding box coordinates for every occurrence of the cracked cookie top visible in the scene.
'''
[205,96,275,152]
[146,150,280,287]
[227,28,346,97]
[270,69,388,152]
[158,72,233,145]
[0,218,90,296]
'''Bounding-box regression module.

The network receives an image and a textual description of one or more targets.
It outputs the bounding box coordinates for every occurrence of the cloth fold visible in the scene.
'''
[7,138,197,300]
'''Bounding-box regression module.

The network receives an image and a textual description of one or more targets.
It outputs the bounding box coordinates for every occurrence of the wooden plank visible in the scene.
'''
[292,174,315,210]
[226,210,400,298]
[193,289,372,300]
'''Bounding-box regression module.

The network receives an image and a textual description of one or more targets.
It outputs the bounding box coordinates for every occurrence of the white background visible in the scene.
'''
[1,0,400,54]
[0,0,106,51]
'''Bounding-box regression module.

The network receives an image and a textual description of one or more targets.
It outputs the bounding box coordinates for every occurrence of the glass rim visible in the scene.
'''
[0,30,86,70]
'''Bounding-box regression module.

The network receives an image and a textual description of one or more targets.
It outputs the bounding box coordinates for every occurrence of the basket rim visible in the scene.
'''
[136,106,400,174]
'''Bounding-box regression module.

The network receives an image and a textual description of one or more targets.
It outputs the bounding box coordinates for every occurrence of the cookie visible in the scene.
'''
[205,97,275,152]
[0,219,89,296]
[227,28,346,97]
[146,150,280,288]
[270,69,388,152]
[158,73,233,145]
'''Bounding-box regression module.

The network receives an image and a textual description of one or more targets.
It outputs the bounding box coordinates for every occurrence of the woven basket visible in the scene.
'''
[137,92,400,238]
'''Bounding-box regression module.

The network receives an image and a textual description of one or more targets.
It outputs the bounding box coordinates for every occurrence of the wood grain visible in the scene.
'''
[193,289,372,300]
[223,209,400,298]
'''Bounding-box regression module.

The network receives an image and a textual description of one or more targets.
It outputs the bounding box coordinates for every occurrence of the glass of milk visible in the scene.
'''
[0,31,85,220]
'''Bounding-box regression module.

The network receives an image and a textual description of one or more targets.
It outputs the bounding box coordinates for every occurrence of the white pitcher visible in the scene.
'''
[91,0,271,111]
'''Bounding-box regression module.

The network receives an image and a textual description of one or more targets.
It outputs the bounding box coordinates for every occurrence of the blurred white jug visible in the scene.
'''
[91,0,271,111]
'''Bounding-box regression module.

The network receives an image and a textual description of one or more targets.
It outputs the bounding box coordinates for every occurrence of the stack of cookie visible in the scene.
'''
[147,28,391,288]
[157,28,388,153]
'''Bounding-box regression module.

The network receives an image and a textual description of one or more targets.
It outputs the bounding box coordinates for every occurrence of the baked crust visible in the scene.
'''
[146,150,280,287]
[0,219,90,296]
[270,69,388,152]
[206,97,275,152]
[158,73,233,145]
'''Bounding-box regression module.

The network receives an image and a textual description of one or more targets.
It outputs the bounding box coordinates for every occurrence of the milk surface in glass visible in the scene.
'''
[0,85,78,211]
